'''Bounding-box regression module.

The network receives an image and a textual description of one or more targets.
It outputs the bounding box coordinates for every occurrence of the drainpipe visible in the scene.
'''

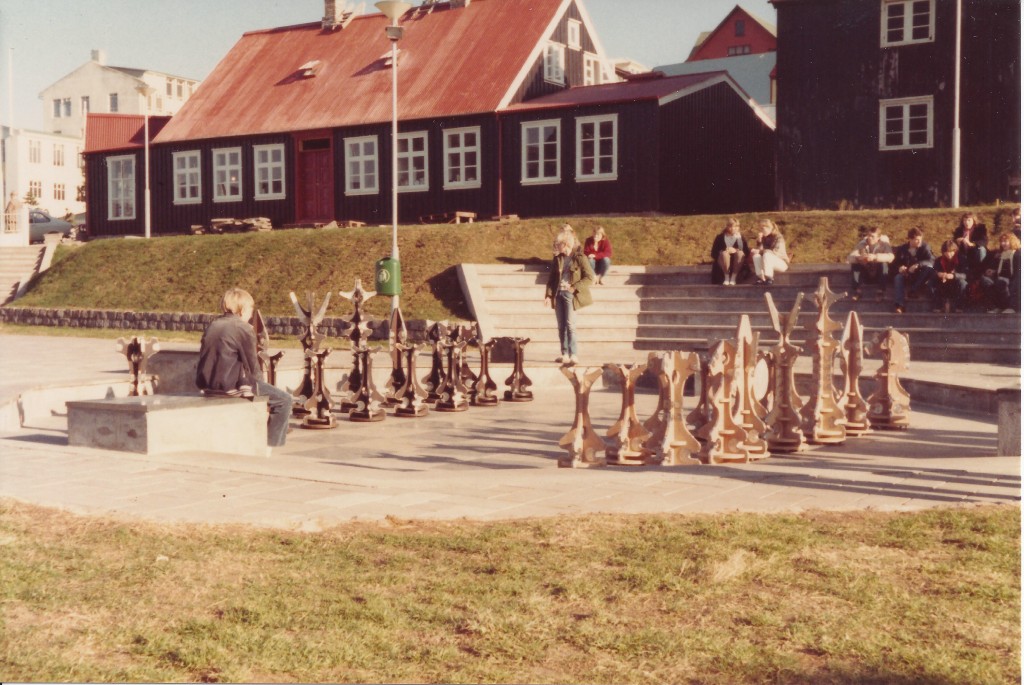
[496,112,503,217]
[951,0,962,207]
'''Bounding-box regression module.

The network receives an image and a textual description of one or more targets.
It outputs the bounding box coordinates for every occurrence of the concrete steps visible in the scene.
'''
[0,247,45,305]
[462,263,1021,365]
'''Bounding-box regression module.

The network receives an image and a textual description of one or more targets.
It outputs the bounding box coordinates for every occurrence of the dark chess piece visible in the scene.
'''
[116,336,159,396]
[349,348,387,422]
[503,337,533,402]
[470,338,500,407]
[299,348,337,429]
[288,290,331,416]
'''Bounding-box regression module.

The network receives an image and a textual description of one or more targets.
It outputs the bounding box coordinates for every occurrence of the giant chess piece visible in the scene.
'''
[470,338,500,407]
[336,281,375,413]
[299,347,337,429]
[642,351,701,466]
[604,362,652,465]
[799,277,847,444]
[763,292,807,453]
[289,290,331,416]
[733,316,769,460]
[839,310,870,436]
[117,336,159,396]
[503,337,534,402]
[421,320,449,404]
[394,340,429,417]
[349,347,387,422]
[252,309,284,387]
[696,340,750,464]
[459,322,480,389]
[865,328,912,430]
[557,366,606,468]
[434,326,470,412]
[383,307,408,407]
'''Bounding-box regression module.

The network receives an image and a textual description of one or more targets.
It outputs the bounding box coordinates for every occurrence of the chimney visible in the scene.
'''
[451,0,471,7]
[322,0,346,29]
[91,49,107,65]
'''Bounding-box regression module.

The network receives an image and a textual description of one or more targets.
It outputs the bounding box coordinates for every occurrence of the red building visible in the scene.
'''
[688,5,777,61]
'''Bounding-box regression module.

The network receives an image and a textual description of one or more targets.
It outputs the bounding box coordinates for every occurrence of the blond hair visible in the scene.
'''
[222,288,255,316]
[996,231,1021,251]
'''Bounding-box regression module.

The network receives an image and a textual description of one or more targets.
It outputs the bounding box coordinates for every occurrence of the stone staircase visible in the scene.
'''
[0,246,45,305]
[460,263,1021,365]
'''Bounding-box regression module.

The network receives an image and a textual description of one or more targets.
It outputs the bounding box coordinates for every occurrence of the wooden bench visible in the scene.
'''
[66,394,269,457]
[419,211,476,224]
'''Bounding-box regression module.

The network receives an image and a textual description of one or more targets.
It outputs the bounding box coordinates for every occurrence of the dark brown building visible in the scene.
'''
[771,0,1021,209]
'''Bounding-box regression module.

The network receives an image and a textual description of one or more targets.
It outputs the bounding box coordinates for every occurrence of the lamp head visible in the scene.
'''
[375,0,412,24]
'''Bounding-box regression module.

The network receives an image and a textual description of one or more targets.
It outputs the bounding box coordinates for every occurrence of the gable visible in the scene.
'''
[156,0,569,144]
[688,5,777,61]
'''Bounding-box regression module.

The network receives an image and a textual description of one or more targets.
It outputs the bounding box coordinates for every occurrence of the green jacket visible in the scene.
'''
[545,248,595,310]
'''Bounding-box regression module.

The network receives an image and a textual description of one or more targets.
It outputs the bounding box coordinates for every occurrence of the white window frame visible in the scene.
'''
[544,41,566,85]
[81,96,90,115]
[881,0,935,47]
[344,136,379,196]
[576,114,618,182]
[583,53,602,86]
[28,180,42,200]
[172,151,202,204]
[212,147,242,202]
[521,119,561,185]
[52,99,62,118]
[54,183,65,201]
[879,96,934,150]
[443,126,481,190]
[254,144,286,200]
[397,132,429,192]
[53,144,64,167]
[567,19,582,50]
[107,155,136,220]
[28,140,40,164]
[62,98,71,117]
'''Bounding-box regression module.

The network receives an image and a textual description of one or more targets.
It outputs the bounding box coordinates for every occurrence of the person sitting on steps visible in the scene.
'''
[979,231,1021,314]
[932,239,968,314]
[711,217,749,286]
[892,227,936,314]
[583,226,613,285]
[847,225,894,301]
[751,219,789,286]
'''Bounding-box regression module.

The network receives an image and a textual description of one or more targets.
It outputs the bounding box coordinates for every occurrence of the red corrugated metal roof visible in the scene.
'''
[504,71,734,111]
[156,0,567,144]
[84,113,171,153]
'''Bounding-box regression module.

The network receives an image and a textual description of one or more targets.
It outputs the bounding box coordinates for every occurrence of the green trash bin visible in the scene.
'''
[375,257,401,296]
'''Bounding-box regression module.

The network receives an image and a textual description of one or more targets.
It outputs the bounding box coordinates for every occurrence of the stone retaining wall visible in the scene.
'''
[0,306,442,341]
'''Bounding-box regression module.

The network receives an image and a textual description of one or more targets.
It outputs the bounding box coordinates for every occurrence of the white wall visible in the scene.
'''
[2,127,86,218]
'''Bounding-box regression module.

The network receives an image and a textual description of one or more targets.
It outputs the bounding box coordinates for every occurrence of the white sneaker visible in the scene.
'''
[568,354,579,365]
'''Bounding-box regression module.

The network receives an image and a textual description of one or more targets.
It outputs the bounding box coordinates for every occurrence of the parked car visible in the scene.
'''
[28,209,73,243]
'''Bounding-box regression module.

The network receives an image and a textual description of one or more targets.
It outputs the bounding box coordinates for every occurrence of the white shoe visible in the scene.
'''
[568,355,579,365]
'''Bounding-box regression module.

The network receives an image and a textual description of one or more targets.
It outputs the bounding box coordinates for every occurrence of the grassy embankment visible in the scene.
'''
[1,501,1018,684]
[10,205,1017,328]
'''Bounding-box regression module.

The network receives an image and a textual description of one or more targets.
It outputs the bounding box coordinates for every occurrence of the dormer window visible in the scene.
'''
[298,60,322,78]
[544,41,566,85]
[567,19,582,50]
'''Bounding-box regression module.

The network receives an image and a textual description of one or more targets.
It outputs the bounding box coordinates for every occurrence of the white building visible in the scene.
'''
[2,125,86,219]
[40,50,199,138]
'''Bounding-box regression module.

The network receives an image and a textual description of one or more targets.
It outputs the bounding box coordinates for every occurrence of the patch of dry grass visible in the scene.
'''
[1,501,1018,684]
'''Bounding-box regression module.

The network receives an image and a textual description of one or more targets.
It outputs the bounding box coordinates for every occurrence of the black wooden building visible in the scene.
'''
[770,0,1021,209]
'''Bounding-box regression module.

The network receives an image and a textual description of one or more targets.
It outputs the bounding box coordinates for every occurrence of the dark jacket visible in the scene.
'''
[981,248,1020,281]
[953,222,989,251]
[710,232,749,284]
[545,248,595,310]
[893,241,936,271]
[196,313,261,394]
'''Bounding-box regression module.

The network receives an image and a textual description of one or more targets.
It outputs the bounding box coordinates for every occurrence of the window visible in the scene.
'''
[576,114,617,181]
[81,96,90,115]
[166,79,173,96]
[443,127,481,189]
[54,183,65,201]
[62,98,71,117]
[583,53,602,86]
[254,144,286,200]
[172,151,202,204]
[544,42,566,85]
[879,96,933,150]
[28,180,42,200]
[53,99,62,118]
[735,19,746,36]
[521,120,560,184]
[213,147,242,201]
[727,45,752,56]
[177,80,184,98]
[53,144,64,167]
[156,97,164,111]
[109,93,119,112]
[881,0,934,46]
[344,136,378,195]
[567,19,582,50]
[397,132,429,191]
[28,140,41,164]
[107,155,135,219]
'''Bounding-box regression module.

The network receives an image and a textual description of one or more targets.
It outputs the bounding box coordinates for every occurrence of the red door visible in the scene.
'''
[296,137,334,223]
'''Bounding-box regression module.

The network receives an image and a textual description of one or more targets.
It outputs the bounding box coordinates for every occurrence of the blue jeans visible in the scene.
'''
[554,290,578,357]
[893,266,936,306]
[588,256,611,278]
[257,379,292,447]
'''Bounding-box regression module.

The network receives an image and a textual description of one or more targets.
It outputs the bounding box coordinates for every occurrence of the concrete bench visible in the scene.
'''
[66,394,269,457]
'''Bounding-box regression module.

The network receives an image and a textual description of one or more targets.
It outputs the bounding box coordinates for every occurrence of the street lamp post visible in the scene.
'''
[375,0,411,312]
[136,84,155,239]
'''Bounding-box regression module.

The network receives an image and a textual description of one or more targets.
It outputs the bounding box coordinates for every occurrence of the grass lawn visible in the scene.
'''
[1,501,1018,684]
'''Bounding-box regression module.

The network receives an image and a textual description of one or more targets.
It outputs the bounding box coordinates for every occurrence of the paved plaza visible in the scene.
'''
[0,334,1019,530]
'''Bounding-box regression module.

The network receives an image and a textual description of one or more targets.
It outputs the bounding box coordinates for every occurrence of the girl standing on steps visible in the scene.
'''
[752,219,790,285]
[544,229,594,366]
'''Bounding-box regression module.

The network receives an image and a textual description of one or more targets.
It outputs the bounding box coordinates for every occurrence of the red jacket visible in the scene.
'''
[584,236,612,260]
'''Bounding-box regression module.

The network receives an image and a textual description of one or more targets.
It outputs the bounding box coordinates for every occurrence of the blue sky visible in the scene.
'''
[0,0,774,131]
